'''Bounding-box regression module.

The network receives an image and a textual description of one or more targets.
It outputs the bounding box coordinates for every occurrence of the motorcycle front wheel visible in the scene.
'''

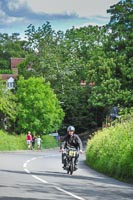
[69,157,74,175]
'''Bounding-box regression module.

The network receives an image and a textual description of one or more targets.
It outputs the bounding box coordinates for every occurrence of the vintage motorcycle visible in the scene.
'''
[62,147,78,175]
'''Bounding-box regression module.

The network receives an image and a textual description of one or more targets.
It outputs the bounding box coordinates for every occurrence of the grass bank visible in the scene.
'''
[0,130,59,151]
[86,116,133,184]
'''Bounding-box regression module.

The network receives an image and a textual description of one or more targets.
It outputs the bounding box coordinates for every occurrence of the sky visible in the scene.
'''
[0,0,120,38]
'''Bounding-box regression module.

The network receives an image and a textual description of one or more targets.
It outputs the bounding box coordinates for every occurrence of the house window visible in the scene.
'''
[7,82,14,89]
[7,77,15,89]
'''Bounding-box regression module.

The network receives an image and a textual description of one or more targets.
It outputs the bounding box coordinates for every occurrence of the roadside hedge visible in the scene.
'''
[0,130,59,151]
[86,116,133,183]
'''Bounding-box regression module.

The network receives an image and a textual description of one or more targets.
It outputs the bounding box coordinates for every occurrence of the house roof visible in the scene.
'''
[11,58,25,68]
[0,74,18,80]
[0,57,25,81]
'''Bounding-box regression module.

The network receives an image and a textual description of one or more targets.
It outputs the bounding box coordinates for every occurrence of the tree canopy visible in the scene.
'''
[0,0,132,134]
[16,76,64,134]
[0,79,16,130]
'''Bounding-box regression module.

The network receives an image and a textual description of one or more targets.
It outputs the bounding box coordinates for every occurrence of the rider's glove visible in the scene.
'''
[79,149,83,154]
[60,148,65,153]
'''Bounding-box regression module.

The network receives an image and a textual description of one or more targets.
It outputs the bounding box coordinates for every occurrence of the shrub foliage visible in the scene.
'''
[86,116,133,182]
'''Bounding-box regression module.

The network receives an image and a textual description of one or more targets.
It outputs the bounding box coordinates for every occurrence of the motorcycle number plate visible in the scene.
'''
[69,150,76,156]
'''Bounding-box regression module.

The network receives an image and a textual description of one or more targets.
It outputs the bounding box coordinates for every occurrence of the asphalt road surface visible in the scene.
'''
[0,149,132,200]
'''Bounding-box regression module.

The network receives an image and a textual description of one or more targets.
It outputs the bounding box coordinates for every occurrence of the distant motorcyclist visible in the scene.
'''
[60,125,83,170]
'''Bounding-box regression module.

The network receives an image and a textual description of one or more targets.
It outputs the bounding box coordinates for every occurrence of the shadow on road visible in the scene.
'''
[1,166,132,188]
[0,198,41,200]
[0,167,133,200]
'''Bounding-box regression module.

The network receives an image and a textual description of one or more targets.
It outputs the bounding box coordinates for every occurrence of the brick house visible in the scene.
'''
[0,58,24,89]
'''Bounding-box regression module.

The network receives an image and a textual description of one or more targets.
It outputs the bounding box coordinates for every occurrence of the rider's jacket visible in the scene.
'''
[61,134,83,150]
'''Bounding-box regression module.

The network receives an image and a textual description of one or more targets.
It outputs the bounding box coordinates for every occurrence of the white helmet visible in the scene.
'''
[67,126,75,132]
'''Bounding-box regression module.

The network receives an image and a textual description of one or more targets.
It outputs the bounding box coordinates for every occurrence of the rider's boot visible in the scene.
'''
[63,160,69,170]
[62,164,66,169]
[63,164,69,170]
[74,158,78,170]
[74,164,78,170]
[62,160,67,169]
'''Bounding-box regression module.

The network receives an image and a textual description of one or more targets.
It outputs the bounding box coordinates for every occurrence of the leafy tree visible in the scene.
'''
[22,22,65,85]
[15,1,133,133]
[106,0,133,90]
[16,76,64,134]
[18,23,116,131]
[0,79,16,131]
[60,26,108,130]
[0,33,28,69]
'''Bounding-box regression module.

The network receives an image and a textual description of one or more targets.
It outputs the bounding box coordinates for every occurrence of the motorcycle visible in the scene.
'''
[62,147,78,175]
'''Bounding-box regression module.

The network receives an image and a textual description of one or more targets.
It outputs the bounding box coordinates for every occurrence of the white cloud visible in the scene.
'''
[6,16,24,24]
[0,0,120,36]
[21,0,119,18]
[0,10,6,18]
[7,1,25,11]
[0,3,24,25]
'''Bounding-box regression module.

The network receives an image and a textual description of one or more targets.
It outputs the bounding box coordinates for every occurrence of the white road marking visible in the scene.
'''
[23,155,86,200]
[55,186,85,200]
[32,175,48,183]
[31,157,37,161]
[24,168,30,174]
[23,163,27,168]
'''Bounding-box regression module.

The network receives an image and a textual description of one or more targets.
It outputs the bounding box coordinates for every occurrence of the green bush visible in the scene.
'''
[42,135,59,149]
[86,116,133,183]
[0,131,26,151]
[0,130,59,151]
[0,69,13,74]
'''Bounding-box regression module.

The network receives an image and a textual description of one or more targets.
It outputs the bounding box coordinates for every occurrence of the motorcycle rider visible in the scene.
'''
[60,125,83,170]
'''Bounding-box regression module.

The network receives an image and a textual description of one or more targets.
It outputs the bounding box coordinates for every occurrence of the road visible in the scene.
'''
[0,149,132,200]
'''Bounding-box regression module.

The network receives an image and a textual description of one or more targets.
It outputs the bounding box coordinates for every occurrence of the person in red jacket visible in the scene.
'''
[26,131,32,150]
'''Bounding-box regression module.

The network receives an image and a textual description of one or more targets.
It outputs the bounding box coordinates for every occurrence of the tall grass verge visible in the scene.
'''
[0,130,59,151]
[86,116,133,183]
[0,131,26,151]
